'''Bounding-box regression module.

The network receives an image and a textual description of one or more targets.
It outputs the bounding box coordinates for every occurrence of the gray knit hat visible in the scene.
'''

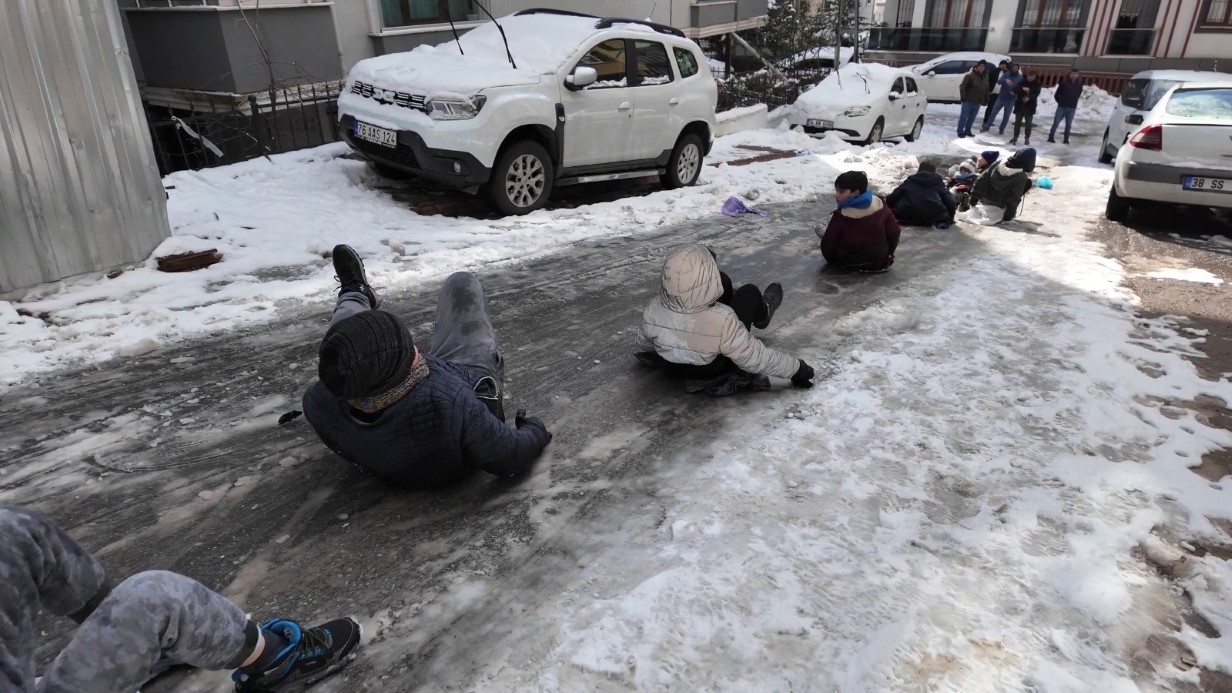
[318,310,413,399]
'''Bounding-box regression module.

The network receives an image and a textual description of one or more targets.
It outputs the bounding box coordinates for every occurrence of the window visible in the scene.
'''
[926,60,971,74]
[1011,0,1090,52]
[905,77,919,92]
[1107,0,1160,53]
[578,40,628,88]
[1165,88,1232,118]
[674,47,699,78]
[379,0,475,28]
[1122,78,1182,109]
[1204,0,1232,26]
[634,41,673,85]
[891,77,906,94]
[926,0,991,26]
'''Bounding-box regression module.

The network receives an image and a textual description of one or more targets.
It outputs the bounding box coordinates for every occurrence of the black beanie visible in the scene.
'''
[318,310,414,399]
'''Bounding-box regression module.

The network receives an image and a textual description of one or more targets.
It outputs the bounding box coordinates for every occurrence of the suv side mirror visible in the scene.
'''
[888,92,901,100]
[1125,113,1144,125]
[927,70,936,76]
[566,66,598,90]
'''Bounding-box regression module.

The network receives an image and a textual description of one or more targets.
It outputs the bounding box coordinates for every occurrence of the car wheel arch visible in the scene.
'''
[499,124,560,170]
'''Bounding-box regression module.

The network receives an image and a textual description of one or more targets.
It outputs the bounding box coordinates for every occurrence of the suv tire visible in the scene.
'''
[663,133,704,189]
[1098,130,1113,164]
[487,140,554,215]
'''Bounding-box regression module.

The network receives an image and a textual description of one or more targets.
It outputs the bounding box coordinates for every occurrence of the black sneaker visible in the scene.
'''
[754,282,783,330]
[1046,137,1056,143]
[332,244,380,309]
[232,618,362,692]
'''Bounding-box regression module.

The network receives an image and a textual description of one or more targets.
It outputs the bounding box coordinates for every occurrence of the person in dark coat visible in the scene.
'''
[982,59,1009,126]
[957,62,989,138]
[818,171,902,271]
[971,147,1036,222]
[1010,70,1042,145]
[1048,68,1085,144]
[886,160,957,227]
[303,245,552,488]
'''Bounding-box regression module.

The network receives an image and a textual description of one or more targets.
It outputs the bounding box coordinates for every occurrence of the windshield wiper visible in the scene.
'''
[473,3,518,69]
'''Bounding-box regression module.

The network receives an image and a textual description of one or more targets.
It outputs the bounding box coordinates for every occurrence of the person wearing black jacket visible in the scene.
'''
[886,160,957,227]
[1048,68,1085,144]
[303,245,552,488]
[1010,70,1042,145]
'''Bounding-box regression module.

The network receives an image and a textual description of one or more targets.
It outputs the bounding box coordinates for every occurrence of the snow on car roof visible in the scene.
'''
[1129,69,1232,81]
[917,51,1010,65]
[796,62,910,109]
[347,14,607,93]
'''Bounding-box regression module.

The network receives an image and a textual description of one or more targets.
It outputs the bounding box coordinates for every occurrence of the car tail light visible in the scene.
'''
[1128,124,1162,151]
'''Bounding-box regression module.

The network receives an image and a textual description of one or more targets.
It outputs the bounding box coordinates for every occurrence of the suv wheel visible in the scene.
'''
[487,140,554,215]
[1098,130,1113,164]
[663,133,704,189]
[1105,186,1132,222]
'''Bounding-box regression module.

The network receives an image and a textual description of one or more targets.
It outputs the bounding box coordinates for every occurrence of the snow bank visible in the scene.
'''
[1037,84,1119,122]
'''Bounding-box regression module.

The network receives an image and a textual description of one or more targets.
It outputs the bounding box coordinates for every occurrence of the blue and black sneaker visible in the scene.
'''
[232,617,362,692]
[332,244,381,309]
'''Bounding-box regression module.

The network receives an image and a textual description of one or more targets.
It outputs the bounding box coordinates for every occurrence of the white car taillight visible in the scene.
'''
[1128,124,1163,151]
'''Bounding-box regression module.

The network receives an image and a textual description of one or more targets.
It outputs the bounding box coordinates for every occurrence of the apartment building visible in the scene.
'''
[868,0,1231,72]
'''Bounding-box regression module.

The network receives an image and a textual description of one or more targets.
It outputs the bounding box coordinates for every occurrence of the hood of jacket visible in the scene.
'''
[659,244,723,314]
[986,161,1029,194]
[838,194,886,220]
[905,171,945,189]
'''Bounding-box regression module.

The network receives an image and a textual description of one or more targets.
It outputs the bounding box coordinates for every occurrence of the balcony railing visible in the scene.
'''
[866,27,990,52]
[1009,27,1085,53]
[1106,28,1155,54]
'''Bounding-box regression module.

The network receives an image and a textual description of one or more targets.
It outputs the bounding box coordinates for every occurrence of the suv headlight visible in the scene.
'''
[425,95,486,120]
[842,106,871,117]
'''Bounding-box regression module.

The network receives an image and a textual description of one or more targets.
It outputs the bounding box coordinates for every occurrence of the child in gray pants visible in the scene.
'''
[0,507,361,692]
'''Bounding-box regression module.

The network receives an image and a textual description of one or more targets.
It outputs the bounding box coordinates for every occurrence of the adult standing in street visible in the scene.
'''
[983,59,1008,125]
[957,61,989,138]
[1010,70,1042,145]
[982,63,1022,134]
[1048,68,1085,144]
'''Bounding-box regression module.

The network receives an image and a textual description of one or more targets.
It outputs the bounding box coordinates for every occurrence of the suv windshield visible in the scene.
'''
[1165,88,1232,120]
[1122,78,1182,110]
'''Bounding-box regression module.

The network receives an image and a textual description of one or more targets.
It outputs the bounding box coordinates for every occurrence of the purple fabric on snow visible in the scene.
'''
[721,197,768,217]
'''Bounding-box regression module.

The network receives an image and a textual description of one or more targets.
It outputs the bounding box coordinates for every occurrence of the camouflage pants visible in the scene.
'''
[0,507,253,693]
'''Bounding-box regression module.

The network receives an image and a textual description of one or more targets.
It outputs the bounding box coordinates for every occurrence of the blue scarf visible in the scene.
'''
[838,190,873,210]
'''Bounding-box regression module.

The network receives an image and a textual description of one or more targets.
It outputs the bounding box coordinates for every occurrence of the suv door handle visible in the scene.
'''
[618,102,632,111]
[669,97,680,106]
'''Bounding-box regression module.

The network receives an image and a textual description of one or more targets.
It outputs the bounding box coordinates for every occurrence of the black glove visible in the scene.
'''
[791,360,815,389]
[515,409,552,442]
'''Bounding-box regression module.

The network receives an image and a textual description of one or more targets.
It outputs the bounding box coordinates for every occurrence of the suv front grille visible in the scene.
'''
[348,134,421,170]
[350,81,427,112]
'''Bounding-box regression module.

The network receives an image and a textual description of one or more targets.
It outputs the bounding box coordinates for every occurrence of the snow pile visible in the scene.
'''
[343,14,600,93]
[1148,267,1225,284]
[795,62,906,115]
[1037,83,1119,122]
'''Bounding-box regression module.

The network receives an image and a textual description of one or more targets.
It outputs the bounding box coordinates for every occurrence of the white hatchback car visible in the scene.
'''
[790,63,928,144]
[908,51,1011,103]
[338,10,717,215]
[1106,81,1232,221]
[1098,69,1232,164]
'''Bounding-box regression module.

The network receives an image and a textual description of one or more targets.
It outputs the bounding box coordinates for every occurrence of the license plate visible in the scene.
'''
[806,118,834,129]
[354,121,397,148]
[1183,176,1232,192]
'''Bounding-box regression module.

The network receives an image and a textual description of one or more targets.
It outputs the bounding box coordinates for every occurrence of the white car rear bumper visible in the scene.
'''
[1117,160,1232,208]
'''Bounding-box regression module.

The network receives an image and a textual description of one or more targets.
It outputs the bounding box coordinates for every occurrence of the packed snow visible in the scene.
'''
[5,76,1232,689]
[1148,267,1226,284]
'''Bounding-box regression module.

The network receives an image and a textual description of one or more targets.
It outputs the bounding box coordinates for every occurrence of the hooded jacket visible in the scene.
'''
[1013,78,1042,115]
[887,171,957,224]
[995,70,1023,101]
[636,246,799,379]
[960,68,990,104]
[972,161,1033,221]
[818,193,902,270]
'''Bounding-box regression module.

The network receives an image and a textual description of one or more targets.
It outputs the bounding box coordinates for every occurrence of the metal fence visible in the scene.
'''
[144,81,344,176]
[716,68,831,112]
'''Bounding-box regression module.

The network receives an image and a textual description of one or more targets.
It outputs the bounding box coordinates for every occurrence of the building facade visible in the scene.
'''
[868,0,1232,72]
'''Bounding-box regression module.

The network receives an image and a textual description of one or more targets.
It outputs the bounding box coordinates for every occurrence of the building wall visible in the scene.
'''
[1,0,170,293]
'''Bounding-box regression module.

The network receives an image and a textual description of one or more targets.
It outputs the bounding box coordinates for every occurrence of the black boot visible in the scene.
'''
[754,282,783,330]
[332,244,381,309]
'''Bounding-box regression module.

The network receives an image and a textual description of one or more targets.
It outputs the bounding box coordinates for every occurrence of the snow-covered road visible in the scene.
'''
[3,93,1232,690]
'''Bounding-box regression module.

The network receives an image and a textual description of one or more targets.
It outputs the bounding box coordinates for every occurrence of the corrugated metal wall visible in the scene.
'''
[0,0,170,294]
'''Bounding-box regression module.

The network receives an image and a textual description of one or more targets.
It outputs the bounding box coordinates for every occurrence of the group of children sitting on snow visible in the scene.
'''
[816,147,1039,273]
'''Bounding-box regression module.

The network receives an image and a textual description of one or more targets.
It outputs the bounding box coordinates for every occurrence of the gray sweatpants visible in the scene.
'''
[0,507,252,693]
[331,271,505,385]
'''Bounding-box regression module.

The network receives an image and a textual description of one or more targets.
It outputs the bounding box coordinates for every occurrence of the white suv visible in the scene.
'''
[338,10,718,215]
